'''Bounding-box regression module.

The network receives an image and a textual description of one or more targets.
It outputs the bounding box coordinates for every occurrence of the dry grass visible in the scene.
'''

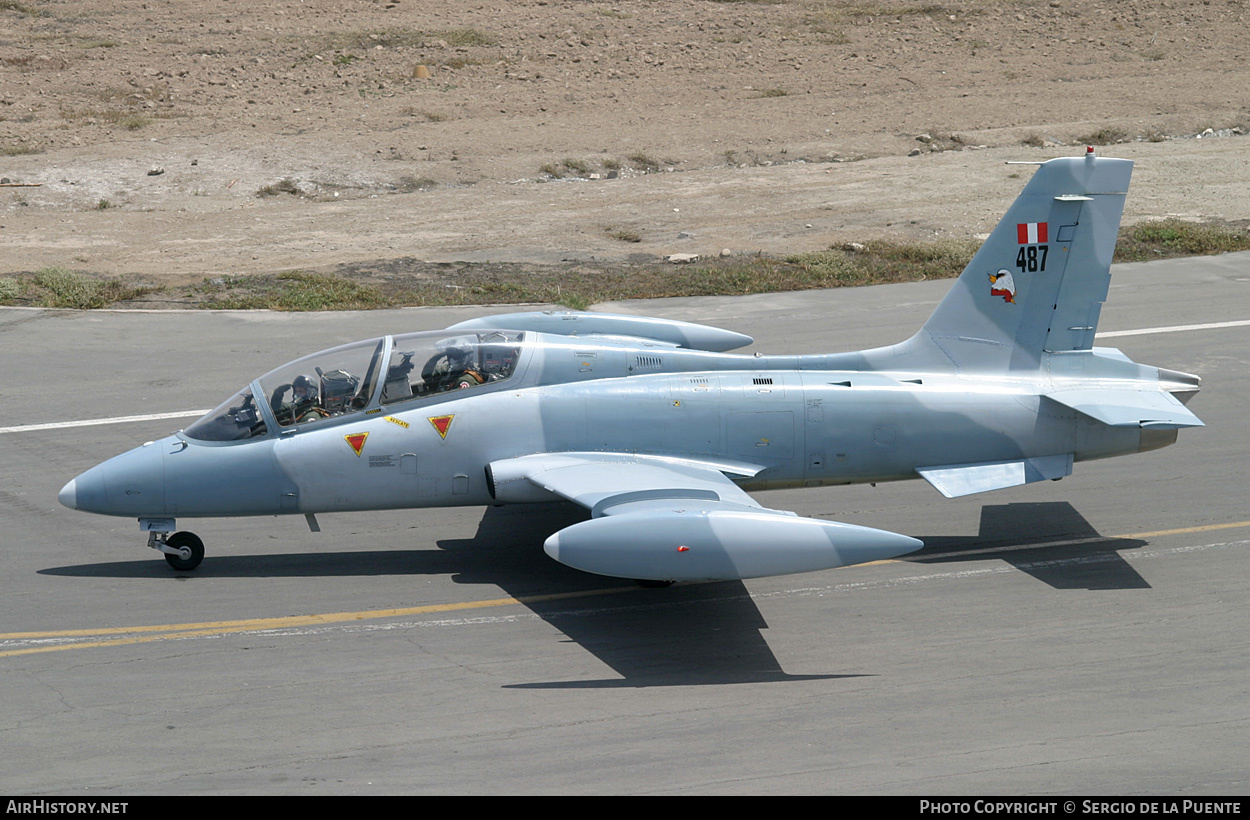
[321,27,495,51]
[59,106,152,130]
[605,226,643,243]
[7,220,1246,311]
[256,178,301,197]
[1115,219,1250,262]
[1,142,42,155]
[1078,126,1130,145]
[393,175,438,193]
[625,152,662,172]
[196,270,390,311]
[0,268,160,309]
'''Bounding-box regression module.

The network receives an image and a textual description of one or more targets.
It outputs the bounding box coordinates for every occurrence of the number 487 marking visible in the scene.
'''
[1016,244,1048,273]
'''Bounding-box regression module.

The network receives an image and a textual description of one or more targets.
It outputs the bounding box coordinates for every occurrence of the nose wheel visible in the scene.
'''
[147,530,205,571]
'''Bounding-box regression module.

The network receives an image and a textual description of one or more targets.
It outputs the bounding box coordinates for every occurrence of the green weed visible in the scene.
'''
[199,271,390,311]
[13,267,160,309]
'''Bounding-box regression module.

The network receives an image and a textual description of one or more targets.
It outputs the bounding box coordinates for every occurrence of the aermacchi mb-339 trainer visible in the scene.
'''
[60,151,1204,583]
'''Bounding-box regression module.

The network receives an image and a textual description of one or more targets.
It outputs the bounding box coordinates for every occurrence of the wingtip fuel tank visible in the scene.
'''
[543,510,923,582]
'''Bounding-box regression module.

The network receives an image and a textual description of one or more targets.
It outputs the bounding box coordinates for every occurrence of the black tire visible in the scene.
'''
[163,531,205,571]
[635,579,674,589]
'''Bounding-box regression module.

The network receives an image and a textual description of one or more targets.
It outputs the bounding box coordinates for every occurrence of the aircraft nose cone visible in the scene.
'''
[58,478,78,510]
[62,441,166,517]
[60,466,110,514]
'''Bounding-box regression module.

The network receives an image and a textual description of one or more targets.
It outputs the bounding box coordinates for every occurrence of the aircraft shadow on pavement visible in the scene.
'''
[452,504,854,688]
[908,501,1151,590]
[39,504,594,582]
[46,503,1140,682]
[41,503,851,686]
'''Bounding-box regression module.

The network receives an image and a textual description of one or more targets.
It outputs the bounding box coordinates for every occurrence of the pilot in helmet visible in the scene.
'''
[293,374,318,404]
[445,344,485,389]
[291,374,325,419]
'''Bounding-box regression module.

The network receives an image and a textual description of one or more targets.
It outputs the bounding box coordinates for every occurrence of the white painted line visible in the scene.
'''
[0,410,209,435]
[1097,319,1250,338]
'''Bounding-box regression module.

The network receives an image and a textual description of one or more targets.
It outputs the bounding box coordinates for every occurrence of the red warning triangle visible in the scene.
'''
[344,432,368,456]
[428,414,454,439]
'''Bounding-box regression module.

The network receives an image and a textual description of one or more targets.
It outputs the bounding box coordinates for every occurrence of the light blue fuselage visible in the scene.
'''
[62,334,1151,520]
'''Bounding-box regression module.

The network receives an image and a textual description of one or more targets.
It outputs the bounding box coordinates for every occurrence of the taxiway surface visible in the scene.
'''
[2,252,1248,794]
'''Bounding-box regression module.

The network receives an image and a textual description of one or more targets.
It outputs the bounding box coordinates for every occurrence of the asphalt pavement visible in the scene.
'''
[1,252,1247,794]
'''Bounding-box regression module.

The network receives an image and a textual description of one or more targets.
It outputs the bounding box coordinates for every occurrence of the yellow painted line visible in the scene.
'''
[2,628,288,658]
[1119,520,1250,539]
[913,520,1250,562]
[0,586,637,656]
[5,520,1250,659]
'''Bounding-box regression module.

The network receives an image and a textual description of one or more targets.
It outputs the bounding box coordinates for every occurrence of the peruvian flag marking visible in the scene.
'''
[1016,222,1048,244]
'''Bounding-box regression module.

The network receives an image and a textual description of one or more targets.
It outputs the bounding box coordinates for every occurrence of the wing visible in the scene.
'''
[488,453,922,582]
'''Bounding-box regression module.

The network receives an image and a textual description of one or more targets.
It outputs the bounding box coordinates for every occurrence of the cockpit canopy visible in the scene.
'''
[184,330,524,442]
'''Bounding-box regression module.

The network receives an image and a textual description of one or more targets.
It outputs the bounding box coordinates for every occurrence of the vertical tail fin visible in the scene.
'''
[895,150,1133,373]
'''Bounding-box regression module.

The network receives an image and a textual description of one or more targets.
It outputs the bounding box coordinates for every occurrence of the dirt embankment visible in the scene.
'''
[2,0,1248,289]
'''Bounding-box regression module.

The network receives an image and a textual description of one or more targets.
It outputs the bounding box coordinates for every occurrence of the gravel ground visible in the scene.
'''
[2,0,1248,288]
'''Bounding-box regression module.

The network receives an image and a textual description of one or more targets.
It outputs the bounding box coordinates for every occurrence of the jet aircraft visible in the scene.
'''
[59,150,1204,582]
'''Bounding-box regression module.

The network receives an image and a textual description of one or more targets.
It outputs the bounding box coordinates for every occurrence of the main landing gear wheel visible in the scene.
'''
[635,579,674,589]
[163,531,205,571]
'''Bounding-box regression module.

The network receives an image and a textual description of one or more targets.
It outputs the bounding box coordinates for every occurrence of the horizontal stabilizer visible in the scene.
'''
[917,454,1074,498]
[1045,389,1205,428]
[543,510,922,582]
[447,310,754,352]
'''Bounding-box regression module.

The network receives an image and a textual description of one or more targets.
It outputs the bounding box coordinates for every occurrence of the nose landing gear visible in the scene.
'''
[143,520,204,571]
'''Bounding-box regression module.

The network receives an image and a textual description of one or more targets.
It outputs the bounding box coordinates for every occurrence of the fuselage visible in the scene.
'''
[59,328,1170,521]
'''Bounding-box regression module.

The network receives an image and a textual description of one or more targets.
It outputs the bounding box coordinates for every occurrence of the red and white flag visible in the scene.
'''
[1017,222,1048,244]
